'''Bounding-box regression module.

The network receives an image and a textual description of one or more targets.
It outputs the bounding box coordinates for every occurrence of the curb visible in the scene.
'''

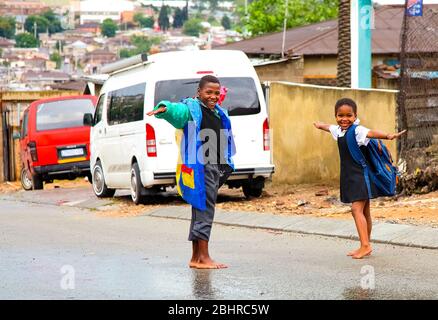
[143,206,438,250]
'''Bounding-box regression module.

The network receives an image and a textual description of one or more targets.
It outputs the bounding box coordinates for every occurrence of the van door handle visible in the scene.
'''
[120,131,135,136]
[159,139,172,145]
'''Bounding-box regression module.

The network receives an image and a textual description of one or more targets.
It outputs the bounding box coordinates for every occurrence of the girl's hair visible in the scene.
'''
[335,98,357,115]
[199,75,220,89]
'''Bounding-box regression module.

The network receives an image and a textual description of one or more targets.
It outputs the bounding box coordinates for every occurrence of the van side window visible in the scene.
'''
[21,110,29,137]
[154,77,261,116]
[107,83,145,125]
[94,94,105,125]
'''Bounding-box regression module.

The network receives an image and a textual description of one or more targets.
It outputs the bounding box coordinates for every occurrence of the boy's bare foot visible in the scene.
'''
[195,261,228,269]
[352,246,372,259]
[191,257,228,269]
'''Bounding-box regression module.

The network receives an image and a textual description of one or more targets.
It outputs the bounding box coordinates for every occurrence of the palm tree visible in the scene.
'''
[337,0,351,87]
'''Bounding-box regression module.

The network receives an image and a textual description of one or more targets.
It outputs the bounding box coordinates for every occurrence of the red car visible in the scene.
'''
[18,95,97,190]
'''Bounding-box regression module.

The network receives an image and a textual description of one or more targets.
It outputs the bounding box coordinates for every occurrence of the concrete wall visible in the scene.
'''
[269,82,398,185]
[0,90,81,182]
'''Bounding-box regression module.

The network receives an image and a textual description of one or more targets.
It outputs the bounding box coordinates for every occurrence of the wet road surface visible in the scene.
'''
[1,199,437,299]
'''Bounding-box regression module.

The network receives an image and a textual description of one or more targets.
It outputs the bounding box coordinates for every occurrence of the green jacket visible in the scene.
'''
[154,99,220,128]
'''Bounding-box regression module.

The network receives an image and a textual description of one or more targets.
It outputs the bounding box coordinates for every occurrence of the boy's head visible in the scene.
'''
[198,75,221,110]
[334,98,357,130]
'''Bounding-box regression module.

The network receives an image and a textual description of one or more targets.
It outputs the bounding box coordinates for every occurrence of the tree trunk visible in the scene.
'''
[337,0,351,88]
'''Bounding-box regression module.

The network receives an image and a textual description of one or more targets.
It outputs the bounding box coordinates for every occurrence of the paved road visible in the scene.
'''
[1,198,438,299]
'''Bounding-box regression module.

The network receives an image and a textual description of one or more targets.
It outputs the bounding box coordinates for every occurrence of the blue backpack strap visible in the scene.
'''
[345,125,372,198]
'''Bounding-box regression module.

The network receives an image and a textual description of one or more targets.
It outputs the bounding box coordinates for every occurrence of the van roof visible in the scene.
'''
[104,50,256,82]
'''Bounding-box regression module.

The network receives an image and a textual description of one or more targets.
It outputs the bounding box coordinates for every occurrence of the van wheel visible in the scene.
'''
[242,178,265,199]
[242,184,263,198]
[130,162,144,205]
[92,161,115,198]
[20,167,33,191]
[32,174,44,190]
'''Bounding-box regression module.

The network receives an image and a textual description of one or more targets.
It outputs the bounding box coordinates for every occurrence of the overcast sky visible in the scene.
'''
[373,0,438,4]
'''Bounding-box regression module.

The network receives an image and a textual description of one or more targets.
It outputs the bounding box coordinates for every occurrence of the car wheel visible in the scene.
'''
[130,162,144,205]
[92,161,115,198]
[32,173,43,190]
[20,167,33,191]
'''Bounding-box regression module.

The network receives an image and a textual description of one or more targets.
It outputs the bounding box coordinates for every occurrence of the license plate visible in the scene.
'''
[61,148,84,157]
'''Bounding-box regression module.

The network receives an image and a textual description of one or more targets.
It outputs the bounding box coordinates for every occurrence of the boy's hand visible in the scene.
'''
[313,122,322,129]
[147,106,166,116]
[387,129,407,140]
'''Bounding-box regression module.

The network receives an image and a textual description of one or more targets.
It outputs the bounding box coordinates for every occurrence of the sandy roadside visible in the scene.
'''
[1,179,437,227]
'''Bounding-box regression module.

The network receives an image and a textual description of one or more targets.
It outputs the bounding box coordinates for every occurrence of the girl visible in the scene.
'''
[314,98,406,259]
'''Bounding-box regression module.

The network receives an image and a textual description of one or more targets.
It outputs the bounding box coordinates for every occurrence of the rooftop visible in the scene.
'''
[215,5,438,56]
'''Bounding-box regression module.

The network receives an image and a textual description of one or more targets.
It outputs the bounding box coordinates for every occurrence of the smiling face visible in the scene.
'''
[336,104,357,130]
[198,82,221,110]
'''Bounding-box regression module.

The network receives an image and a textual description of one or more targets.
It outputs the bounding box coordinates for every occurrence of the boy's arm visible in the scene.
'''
[146,101,192,129]
[313,122,331,132]
[367,129,407,140]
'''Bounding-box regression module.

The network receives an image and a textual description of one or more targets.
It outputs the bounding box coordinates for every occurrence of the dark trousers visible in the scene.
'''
[188,164,231,241]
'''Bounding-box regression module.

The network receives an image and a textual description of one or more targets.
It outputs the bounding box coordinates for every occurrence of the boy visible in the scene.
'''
[147,75,235,269]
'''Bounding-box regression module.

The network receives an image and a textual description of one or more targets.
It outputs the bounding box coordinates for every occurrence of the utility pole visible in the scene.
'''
[281,0,289,59]
[34,21,37,39]
[351,0,372,89]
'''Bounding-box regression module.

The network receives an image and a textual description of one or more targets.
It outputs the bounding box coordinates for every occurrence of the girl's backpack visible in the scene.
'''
[346,125,398,197]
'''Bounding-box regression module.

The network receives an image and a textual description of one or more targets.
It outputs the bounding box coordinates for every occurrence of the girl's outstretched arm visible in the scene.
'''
[313,122,331,132]
[367,129,407,140]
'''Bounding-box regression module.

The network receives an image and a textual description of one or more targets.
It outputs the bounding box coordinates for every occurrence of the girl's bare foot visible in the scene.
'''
[352,246,372,259]
[347,248,371,256]
[347,248,360,256]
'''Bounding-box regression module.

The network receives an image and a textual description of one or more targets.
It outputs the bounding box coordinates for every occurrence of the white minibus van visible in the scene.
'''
[86,50,274,204]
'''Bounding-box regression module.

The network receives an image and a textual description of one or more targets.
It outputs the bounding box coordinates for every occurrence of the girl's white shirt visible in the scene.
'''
[329,119,370,146]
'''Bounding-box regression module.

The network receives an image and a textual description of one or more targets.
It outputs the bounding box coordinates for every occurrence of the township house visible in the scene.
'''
[215,4,436,90]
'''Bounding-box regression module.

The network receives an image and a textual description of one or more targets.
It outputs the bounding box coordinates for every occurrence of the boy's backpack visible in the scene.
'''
[346,124,398,197]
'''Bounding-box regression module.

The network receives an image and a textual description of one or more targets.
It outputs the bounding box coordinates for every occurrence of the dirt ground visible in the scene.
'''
[1,179,437,228]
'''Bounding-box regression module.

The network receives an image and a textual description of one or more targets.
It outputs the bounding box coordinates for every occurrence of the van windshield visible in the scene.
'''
[154,77,261,116]
[36,99,94,131]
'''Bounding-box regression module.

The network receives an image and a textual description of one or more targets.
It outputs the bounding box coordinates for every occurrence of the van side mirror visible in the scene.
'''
[83,113,93,126]
[12,132,21,140]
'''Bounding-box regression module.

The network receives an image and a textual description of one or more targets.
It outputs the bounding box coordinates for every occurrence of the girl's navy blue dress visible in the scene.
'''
[337,135,378,203]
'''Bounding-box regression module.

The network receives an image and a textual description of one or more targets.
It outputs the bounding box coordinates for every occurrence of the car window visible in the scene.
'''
[21,111,29,137]
[107,83,145,125]
[94,94,105,125]
[154,77,261,116]
[36,98,95,131]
